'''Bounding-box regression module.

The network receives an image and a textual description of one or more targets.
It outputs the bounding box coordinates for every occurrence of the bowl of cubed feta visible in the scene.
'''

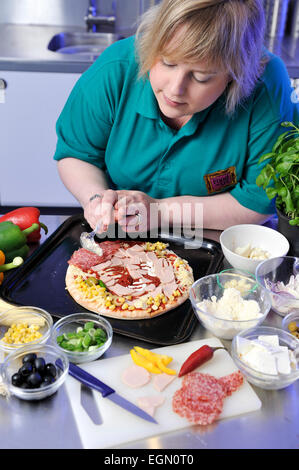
[220,224,290,274]
[231,326,299,390]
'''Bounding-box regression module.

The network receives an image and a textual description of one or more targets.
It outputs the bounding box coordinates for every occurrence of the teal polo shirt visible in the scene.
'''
[54,36,298,214]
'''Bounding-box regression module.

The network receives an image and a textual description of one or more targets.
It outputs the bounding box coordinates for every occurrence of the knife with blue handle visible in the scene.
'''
[56,360,158,424]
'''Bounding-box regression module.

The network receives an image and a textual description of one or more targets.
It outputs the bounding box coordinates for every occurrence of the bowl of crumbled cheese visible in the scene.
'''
[0,306,53,355]
[189,271,272,340]
[220,224,290,274]
[256,256,299,317]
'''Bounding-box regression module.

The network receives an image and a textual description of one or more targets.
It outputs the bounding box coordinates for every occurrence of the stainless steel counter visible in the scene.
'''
[0,214,298,450]
[0,23,299,76]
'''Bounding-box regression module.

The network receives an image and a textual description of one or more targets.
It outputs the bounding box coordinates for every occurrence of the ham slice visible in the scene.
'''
[146,251,158,264]
[109,256,123,266]
[162,280,178,299]
[126,266,141,279]
[159,266,175,284]
[129,283,156,296]
[153,373,177,392]
[121,365,151,388]
[110,283,134,296]
[149,285,163,298]
[129,244,145,252]
[137,395,165,417]
[113,248,127,258]
[91,260,112,271]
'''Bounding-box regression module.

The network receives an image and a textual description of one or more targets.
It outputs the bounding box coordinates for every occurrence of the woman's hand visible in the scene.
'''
[114,190,159,233]
[83,189,118,233]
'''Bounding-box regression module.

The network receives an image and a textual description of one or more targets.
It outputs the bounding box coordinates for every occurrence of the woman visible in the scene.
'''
[54,0,298,234]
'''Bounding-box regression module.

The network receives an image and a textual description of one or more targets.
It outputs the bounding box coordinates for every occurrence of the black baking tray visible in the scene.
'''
[0,214,223,346]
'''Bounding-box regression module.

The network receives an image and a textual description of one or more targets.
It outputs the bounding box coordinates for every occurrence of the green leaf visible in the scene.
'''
[285,190,295,213]
[280,138,299,153]
[277,186,288,198]
[265,187,277,200]
[258,152,276,164]
[289,217,299,226]
[256,173,265,187]
[275,152,299,166]
[272,131,292,152]
[276,161,293,174]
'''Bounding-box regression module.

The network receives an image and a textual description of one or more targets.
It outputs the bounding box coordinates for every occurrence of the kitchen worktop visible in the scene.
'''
[0,213,298,450]
[1,23,299,76]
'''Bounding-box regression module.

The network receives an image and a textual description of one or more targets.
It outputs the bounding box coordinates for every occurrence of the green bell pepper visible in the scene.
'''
[0,221,39,263]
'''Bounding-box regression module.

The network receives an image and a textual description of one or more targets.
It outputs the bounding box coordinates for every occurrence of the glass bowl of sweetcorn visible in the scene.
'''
[0,307,53,355]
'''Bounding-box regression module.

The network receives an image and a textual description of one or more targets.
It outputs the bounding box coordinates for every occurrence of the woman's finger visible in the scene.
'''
[99,189,118,231]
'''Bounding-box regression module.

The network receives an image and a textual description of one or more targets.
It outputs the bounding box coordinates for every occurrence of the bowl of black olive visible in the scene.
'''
[0,344,69,400]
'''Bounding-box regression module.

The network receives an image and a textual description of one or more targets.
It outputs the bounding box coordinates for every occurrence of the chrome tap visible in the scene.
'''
[84,1,116,33]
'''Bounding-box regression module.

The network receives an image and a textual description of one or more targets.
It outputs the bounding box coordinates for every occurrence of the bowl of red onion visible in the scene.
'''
[255,256,299,317]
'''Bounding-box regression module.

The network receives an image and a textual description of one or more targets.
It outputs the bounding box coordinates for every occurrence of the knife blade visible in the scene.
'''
[57,360,158,424]
[80,383,103,425]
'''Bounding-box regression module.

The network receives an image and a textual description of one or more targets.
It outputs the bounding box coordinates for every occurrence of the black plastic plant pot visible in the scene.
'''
[276,207,299,257]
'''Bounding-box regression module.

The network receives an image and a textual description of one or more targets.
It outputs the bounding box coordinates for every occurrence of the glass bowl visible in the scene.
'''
[189,272,271,340]
[0,344,69,400]
[231,326,299,390]
[0,306,53,354]
[282,311,299,339]
[255,256,299,317]
[50,313,113,364]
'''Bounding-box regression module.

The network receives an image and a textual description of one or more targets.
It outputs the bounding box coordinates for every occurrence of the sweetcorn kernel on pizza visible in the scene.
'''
[66,240,194,320]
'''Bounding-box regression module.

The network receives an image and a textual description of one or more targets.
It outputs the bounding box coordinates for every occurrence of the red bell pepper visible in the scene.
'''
[0,207,48,242]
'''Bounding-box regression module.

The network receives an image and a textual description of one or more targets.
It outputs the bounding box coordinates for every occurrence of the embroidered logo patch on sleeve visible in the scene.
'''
[204,166,237,194]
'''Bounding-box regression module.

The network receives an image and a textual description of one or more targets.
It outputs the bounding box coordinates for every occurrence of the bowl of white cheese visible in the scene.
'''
[189,272,271,340]
[231,326,299,390]
[220,224,290,274]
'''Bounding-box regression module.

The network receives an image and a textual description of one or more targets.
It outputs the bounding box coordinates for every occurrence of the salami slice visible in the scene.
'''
[172,371,243,426]
[218,370,244,396]
[172,373,225,425]
[68,248,104,271]
[67,241,124,271]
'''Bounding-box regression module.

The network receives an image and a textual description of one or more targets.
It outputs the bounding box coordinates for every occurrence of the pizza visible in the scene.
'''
[65,240,194,320]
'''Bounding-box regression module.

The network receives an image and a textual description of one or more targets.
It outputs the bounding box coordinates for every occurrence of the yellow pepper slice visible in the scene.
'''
[157,357,177,375]
[132,346,176,375]
[159,354,173,366]
[134,346,173,365]
[130,349,161,374]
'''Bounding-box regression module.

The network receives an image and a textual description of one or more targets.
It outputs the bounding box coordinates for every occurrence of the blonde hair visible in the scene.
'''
[136,0,268,116]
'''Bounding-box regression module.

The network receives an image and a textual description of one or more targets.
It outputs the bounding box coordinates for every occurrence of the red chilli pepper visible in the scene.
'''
[178,345,226,377]
[0,207,48,243]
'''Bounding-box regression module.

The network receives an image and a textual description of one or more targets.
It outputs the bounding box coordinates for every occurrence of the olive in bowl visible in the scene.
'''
[0,344,69,400]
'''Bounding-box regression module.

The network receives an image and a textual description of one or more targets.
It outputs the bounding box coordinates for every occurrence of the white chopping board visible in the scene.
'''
[64,337,262,449]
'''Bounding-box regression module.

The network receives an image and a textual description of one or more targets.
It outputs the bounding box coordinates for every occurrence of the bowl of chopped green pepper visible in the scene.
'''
[50,313,113,363]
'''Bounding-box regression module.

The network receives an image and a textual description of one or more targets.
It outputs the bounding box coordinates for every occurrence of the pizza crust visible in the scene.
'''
[65,241,194,320]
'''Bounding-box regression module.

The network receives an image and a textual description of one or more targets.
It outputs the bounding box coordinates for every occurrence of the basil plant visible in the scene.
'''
[256,121,299,227]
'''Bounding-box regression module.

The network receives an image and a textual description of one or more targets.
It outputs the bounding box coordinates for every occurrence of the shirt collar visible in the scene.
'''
[135,76,160,119]
[135,76,225,133]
